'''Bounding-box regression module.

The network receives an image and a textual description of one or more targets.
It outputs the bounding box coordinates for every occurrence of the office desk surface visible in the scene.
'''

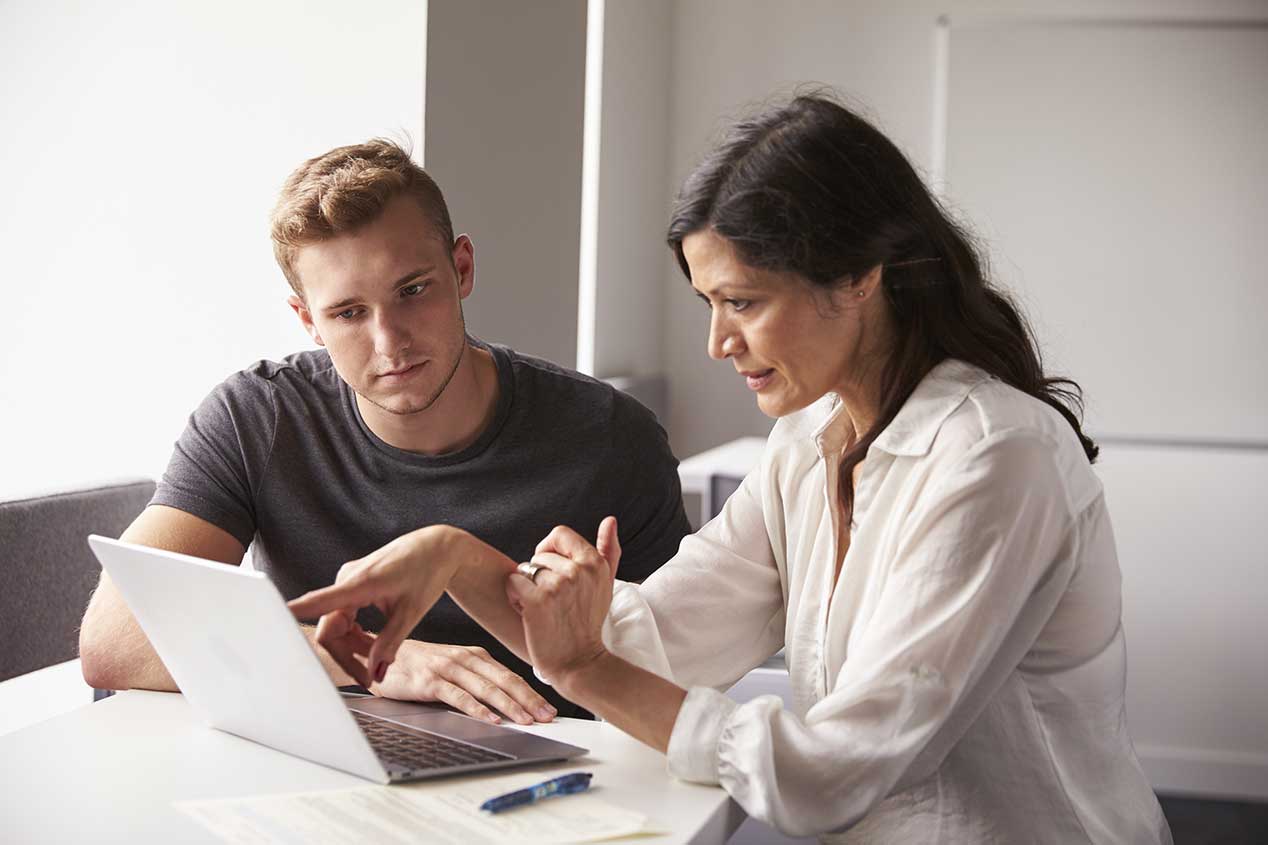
[0,690,744,844]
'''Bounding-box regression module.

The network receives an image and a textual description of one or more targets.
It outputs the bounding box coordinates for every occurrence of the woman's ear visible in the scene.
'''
[851,264,884,303]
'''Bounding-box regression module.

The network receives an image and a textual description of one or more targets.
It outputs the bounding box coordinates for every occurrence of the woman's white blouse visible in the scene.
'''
[603,360,1170,843]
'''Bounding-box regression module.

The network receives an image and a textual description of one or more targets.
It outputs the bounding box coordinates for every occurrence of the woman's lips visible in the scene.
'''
[744,369,775,391]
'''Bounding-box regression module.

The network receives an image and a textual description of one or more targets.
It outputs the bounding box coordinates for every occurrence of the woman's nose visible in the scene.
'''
[707,312,741,360]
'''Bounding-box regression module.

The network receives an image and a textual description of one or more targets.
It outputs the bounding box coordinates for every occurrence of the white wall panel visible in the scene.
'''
[1096,443,1268,798]
[943,20,1268,442]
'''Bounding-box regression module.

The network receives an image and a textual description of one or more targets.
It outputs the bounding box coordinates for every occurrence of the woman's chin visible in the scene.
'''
[756,392,795,418]
[757,389,826,419]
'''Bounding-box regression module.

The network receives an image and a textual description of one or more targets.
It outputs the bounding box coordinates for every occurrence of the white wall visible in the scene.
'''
[0,0,427,499]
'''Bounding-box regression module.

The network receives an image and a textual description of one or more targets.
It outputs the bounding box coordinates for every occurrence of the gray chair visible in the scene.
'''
[0,479,155,690]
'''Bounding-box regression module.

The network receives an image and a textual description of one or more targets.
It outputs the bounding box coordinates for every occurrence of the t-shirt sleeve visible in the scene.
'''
[150,372,277,548]
[607,392,693,582]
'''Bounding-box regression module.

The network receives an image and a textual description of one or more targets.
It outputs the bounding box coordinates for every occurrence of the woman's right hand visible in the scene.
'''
[288,525,466,687]
[505,517,622,687]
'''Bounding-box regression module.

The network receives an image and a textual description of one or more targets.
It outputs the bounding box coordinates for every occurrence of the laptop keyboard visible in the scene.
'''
[352,710,513,772]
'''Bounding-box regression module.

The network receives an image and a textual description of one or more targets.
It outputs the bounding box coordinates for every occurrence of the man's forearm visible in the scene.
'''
[79,585,178,692]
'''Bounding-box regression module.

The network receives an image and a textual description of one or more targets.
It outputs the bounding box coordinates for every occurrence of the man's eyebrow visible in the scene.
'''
[322,266,438,312]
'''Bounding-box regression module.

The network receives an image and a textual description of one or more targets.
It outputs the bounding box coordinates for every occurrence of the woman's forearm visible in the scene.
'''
[441,527,531,663]
[557,651,686,753]
[439,525,688,751]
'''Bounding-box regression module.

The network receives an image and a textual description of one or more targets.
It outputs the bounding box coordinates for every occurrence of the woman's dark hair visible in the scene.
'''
[668,93,1097,515]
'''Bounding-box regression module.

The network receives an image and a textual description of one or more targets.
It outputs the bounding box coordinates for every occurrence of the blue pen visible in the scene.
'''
[479,772,593,814]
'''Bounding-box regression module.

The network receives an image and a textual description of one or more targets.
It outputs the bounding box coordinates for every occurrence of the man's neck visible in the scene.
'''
[356,343,501,456]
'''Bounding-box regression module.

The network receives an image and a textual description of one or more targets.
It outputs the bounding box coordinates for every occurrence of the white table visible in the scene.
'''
[0,690,744,844]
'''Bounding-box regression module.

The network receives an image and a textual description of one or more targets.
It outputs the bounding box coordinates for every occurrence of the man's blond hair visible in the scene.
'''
[270,139,455,295]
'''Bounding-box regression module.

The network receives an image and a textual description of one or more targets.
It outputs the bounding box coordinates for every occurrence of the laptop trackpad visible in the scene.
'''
[345,697,513,743]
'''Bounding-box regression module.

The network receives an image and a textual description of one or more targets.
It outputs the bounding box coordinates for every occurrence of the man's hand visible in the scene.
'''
[372,640,556,725]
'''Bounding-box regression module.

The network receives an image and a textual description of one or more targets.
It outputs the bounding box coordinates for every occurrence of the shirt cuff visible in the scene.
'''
[600,581,674,680]
[601,580,644,647]
[666,686,738,784]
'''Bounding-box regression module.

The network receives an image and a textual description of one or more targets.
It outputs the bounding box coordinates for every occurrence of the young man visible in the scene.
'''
[79,140,691,723]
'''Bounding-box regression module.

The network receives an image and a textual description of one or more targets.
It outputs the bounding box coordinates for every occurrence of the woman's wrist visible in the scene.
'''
[555,649,686,753]
[555,648,615,705]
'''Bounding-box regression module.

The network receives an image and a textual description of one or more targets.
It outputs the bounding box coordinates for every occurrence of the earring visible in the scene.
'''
[857,291,865,298]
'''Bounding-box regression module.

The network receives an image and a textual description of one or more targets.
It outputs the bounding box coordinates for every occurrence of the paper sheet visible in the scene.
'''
[175,770,660,844]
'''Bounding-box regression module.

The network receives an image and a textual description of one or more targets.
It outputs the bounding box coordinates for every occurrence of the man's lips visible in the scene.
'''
[378,362,424,378]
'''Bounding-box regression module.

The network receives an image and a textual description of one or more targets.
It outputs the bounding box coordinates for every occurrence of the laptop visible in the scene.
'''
[87,535,587,784]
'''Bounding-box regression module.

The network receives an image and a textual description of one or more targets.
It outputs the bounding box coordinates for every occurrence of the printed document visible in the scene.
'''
[176,770,659,844]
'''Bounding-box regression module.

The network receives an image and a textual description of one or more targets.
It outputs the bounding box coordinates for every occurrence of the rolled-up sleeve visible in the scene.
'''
[603,460,787,690]
[655,431,1083,836]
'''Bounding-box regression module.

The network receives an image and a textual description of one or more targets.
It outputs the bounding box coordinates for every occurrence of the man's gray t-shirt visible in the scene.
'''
[152,341,692,717]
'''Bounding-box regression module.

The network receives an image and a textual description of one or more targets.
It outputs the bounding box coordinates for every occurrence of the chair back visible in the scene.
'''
[0,479,155,682]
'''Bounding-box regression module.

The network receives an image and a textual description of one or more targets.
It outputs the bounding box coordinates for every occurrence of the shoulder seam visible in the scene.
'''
[512,353,611,390]
[253,378,280,503]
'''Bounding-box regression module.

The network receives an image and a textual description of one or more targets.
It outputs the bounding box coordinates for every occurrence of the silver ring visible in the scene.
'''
[517,561,543,583]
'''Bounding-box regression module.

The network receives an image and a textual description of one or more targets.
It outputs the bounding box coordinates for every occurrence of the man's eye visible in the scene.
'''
[727,299,751,312]
[402,282,426,297]
[336,308,360,321]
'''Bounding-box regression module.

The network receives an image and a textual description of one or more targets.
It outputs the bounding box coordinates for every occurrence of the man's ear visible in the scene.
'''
[452,234,475,300]
[287,294,325,346]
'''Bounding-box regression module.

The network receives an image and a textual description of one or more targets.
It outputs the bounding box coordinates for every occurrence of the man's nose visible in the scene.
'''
[372,311,411,357]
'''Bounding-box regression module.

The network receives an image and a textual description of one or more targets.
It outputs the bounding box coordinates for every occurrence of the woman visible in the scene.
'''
[289,94,1171,843]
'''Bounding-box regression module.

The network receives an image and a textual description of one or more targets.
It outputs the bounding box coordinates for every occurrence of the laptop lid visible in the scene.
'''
[88,535,588,783]
[89,535,389,782]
